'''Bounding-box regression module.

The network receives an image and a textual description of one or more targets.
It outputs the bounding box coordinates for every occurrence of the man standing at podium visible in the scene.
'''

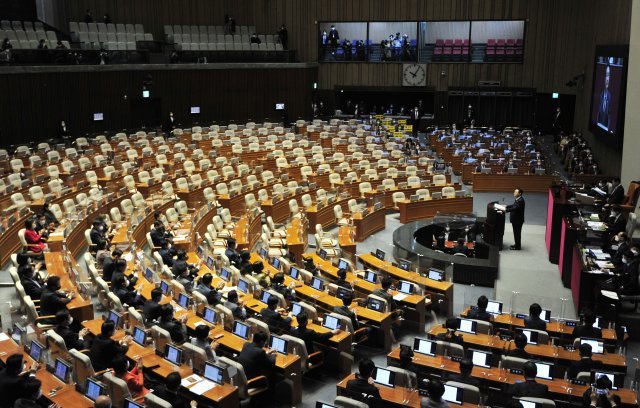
[497,188,525,250]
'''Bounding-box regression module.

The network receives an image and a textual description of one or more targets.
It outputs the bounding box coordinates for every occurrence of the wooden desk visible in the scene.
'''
[286,217,308,262]
[337,373,431,408]
[306,196,350,233]
[338,224,357,255]
[352,207,386,242]
[460,307,619,342]
[397,196,474,223]
[44,252,94,322]
[233,213,262,251]
[306,253,429,334]
[472,173,558,193]
[428,326,627,372]
[358,253,454,316]
[387,347,638,406]
[0,336,88,407]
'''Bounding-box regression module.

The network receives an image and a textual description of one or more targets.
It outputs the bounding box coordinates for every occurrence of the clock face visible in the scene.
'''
[402,64,427,87]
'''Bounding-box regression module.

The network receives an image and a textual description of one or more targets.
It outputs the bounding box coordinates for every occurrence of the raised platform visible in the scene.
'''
[392,219,500,287]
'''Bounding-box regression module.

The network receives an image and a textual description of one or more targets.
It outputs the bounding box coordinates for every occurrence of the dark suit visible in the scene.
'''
[260,307,291,333]
[512,379,549,398]
[159,319,187,343]
[115,287,140,308]
[597,89,612,129]
[345,376,381,403]
[506,348,530,359]
[150,228,168,247]
[573,325,602,340]
[505,196,525,249]
[224,301,246,320]
[524,316,547,331]
[20,276,44,299]
[158,248,175,267]
[328,29,340,47]
[291,326,332,354]
[619,259,640,295]
[54,324,87,351]
[607,185,624,205]
[153,387,189,408]
[467,308,492,322]
[607,213,626,234]
[172,260,188,278]
[89,334,128,371]
[333,305,359,330]
[237,342,276,381]
[567,357,602,379]
[40,288,71,316]
[89,227,105,245]
[143,300,162,322]
[0,370,29,408]
[102,257,117,281]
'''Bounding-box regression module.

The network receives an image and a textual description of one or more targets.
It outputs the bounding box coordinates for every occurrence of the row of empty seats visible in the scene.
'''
[1,27,59,50]
[164,24,256,37]
[68,21,154,51]
[69,22,145,34]
[1,20,44,31]
[176,42,283,52]
[171,33,278,45]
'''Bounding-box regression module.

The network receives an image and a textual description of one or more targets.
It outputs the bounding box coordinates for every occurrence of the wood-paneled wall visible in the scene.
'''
[0,65,316,145]
[34,0,636,173]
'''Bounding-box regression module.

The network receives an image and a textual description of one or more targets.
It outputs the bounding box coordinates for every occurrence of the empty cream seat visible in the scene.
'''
[29,186,45,201]
[86,171,99,187]
[416,188,430,200]
[433,174,447,186]
[359,182,372,197]
[407,176,421,188]
[287,181,299,194]
[138,171,151,184]
[392,192,406,209]
[289,199,302,219]
[216,182,229,196]
[123,175,137,193]
[11,192,29,209]
[176,178,189,191]
[381,178,395,190]
[334,205,350,226]
[131,192,146,209]
[442,186,456,198]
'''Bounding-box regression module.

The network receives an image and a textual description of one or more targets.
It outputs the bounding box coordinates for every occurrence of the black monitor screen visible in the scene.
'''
[375,249,385,260]
[203,362,225,385]
[85,378,105,401]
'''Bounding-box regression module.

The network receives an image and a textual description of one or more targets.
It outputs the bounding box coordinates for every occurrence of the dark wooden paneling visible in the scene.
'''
[0,66,316,145]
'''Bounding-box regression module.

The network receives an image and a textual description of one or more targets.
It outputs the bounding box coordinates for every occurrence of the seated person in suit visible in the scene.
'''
[503,159,517,172]
[89,320,130,371]
[89,219,107,246]
[372,276,398,311]
[95,240,111,269]
[447,358,480,387]
[143,288,163,323]
[237,250,251,272]
[224,290,247,320]
[260,295,292,333]
[452,238,469,256]
[474,160,488,173]
[40,276,73,317]
[346,358,381,403]
[467,295,492,322]
[109,259,132,289]
[530,160,545,173]
[171,250,194,279]
[0,354,38,408]
[606,205,626,234]
[150,221,171,247]
[511,361,549,398]
[158,240,176,267]
[225,238,239,266]
[113,274,144,308]
[398,345,420,381]
[336,268,352,289]
[194,273,223,304]
[152,372,189,408]
[158,304,188,344]
[237,331,278,393]
[271,272,296,301]
[420,379,449,408]
[610,231,630,267]
[291,312,338,354]
[303,257,319,276]
[435,317,464,346]
[252,261,271,287]
[17,254,45,299]
[102,249,123,281]
[582,374,620,408]
[54,310,89,351]
[524,303,547,331]
[606,177,625,205]
[507,333,530,359]
[333,294,359,330]
[603,248,640,296]
[112,355,149,397]
[190,325,219,361]
[175,263,195,293]
[573,309,603,339]
[568,343,602,379]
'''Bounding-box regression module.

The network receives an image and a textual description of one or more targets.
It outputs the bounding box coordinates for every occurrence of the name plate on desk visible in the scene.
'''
[362,209,370,217]
[317,201,325,210]
[273,195,282,204]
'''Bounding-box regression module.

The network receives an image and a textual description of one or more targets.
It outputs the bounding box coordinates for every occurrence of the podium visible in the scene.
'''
[483,202,505,248]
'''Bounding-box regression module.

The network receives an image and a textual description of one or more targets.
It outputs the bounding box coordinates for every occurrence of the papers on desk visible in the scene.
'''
[0,333,10,341]
[494,204,506,211]
[393,293,408,301]
[601,290,619,300]
[593,187,607,196]
[181,374,204,388]
[189,379,217,395]
[589,249,611,260]
[595,260,614,269]
[586,221,606,231]
[174,235,188,241]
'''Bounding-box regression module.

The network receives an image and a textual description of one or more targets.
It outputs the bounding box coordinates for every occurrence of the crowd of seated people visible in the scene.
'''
[557,133,601,175]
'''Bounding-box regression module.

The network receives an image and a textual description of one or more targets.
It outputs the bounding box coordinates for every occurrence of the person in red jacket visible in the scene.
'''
[24,219,46,253]
[112,355,149,397]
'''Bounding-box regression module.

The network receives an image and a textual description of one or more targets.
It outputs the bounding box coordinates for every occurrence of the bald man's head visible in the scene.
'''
[95,395,112,408]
